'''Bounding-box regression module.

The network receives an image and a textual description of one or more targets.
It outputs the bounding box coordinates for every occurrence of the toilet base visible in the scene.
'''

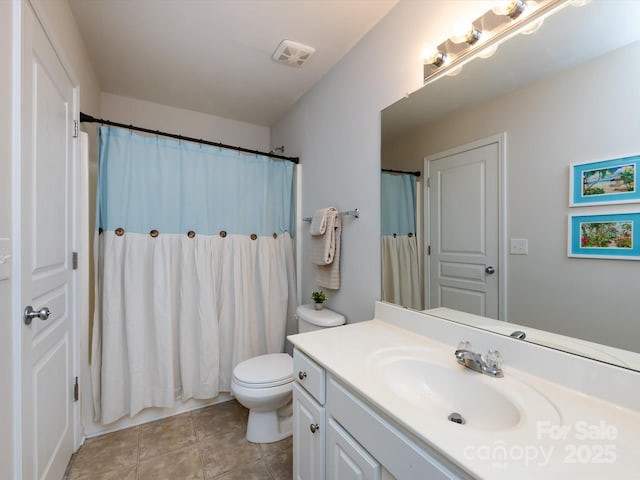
[246,406,293,443]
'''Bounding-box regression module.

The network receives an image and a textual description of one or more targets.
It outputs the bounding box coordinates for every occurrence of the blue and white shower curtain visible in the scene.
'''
[91,127,297,424]
[381,172,422,309]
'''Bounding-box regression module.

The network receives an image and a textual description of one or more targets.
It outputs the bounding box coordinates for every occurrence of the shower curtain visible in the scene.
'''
[381,172,422,310]
[91,126,297,424]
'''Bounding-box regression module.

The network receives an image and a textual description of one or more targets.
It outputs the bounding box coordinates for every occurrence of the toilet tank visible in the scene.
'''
[296,304,346,333]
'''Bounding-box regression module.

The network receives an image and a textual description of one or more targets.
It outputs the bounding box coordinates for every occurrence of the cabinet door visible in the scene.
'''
[294,383,325,480]
[327,418,381,480]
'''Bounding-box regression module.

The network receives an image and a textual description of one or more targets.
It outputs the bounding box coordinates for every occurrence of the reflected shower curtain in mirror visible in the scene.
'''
[91,126,297,424]
[381,172,422,309]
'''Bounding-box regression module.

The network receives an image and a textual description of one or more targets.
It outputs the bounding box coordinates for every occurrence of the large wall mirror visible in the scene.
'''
[381,0,640,371]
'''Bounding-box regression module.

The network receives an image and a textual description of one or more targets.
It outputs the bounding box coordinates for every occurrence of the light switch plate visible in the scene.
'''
[510,238,528,255]
[0,238,11,280]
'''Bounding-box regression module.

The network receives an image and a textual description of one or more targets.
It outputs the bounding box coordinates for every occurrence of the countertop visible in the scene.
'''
[288,317,640,479]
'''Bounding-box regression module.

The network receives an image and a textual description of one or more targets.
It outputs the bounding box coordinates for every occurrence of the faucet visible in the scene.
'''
[454,345,503,378]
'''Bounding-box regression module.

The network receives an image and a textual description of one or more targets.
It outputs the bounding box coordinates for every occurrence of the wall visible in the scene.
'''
[100,92,270,151]
[0,3,15,477]
[380,41,640,352]
[271,0,494,323]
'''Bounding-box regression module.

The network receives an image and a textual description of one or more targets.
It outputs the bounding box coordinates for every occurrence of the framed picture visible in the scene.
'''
[568,212,640,260]
[570,154,640,206]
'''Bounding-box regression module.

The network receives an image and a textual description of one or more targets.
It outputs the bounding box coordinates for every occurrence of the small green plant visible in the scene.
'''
[311,291,328,303]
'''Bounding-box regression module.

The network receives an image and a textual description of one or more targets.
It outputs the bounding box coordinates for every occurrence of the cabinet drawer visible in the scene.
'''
[294,348,326,404]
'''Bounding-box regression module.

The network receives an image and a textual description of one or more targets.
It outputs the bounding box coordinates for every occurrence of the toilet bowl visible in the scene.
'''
[231,353,293,443]
[231,304,345,443]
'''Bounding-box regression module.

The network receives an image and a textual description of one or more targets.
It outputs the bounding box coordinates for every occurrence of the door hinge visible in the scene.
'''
[73,376,79,402]
[428,245,431,255]
[73,120,79,138]
[426,177,430,188]
[72,251,78,270]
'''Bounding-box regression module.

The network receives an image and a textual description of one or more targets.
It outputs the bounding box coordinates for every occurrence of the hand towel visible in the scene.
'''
[310,207,332,236]
[310,208,339,266]
[315,214,341,289]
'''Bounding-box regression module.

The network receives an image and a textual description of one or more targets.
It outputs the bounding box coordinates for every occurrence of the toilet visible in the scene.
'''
[231,304,345,443]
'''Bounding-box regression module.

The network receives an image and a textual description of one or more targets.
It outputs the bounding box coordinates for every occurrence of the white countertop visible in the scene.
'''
[288,316,640,479]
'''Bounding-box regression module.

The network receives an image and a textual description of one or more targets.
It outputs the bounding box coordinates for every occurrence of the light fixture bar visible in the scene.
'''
[423,0,570,85]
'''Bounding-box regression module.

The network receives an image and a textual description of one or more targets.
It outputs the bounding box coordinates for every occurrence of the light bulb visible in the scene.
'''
[492,0,526,19]
[450,24,481,45]
[423,47,447,67]
[446,65,463,77]
[520,17,544,35]
[478,44,499,59]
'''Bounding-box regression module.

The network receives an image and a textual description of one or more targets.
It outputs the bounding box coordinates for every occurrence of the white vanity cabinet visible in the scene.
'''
[292,348,470,480]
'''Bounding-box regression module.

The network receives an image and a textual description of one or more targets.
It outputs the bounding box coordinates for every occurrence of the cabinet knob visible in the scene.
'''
[310,423,320,433]
[298,371,307,380]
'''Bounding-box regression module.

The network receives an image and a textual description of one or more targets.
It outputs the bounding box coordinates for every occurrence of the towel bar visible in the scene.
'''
[303,208,360,223]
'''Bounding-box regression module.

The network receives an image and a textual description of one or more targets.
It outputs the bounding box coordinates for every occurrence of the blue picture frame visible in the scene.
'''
[568,212,640,260]
[570,155,640,206]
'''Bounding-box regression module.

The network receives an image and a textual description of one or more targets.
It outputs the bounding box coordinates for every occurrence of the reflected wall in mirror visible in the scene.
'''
[381,0,640,371]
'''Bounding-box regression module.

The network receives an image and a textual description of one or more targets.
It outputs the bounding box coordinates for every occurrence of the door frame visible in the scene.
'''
[423,133,508,320]
[11,2,83,478]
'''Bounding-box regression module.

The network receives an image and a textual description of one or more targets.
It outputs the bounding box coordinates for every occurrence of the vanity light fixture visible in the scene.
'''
[423,0,578,85]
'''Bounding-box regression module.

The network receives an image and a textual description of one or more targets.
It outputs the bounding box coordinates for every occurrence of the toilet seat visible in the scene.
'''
[233,353,293,388]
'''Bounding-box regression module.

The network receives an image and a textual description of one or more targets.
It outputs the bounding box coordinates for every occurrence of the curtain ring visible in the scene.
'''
[98,227,104,235]
[115,227,125,236]
[150,229,159,238]
[187,230,196,238]
[393,233,397,238]
[273,233,278,239]
[219,231,227,238]
[408,232,414,238]
[250,234,257,240]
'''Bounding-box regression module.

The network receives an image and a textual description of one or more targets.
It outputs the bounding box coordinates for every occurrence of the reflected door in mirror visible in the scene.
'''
[427,140,499,318]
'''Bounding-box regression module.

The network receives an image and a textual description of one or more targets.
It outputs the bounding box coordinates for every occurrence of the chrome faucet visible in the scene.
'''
[454,345,503,378]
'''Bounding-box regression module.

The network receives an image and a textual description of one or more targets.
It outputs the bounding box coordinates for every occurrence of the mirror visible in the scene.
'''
[380,0,640,371]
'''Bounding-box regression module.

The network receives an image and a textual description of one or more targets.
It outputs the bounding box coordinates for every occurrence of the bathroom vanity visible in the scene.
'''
[288,302,640,479]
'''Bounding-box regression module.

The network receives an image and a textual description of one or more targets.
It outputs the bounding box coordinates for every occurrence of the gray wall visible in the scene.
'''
[381,41,640,351]
[271,0,494,323]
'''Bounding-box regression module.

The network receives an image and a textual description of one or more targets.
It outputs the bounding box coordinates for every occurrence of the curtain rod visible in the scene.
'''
[382,168,421,177]
[79,112,300,164]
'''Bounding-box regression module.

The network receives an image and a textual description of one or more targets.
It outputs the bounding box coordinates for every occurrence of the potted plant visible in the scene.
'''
[311,291,328,310]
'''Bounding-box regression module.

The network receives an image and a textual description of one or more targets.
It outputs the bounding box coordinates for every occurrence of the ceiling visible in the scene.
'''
[69,0,398,127]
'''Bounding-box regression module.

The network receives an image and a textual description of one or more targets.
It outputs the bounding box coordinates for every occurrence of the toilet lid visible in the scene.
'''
[233,353,293,387]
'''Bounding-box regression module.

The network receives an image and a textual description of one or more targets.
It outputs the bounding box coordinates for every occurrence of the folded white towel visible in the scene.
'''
[310,208,339,265]
[310,207,333,236]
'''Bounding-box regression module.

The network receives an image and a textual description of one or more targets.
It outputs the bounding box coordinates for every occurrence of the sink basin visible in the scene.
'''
[367,348,560,432]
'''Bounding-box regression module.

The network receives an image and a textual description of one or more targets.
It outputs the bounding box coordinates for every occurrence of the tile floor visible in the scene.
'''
[65,400,292,480]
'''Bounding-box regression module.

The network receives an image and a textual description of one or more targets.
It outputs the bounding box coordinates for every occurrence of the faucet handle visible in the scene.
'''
[486,349,503,369]
[457,340,472,351]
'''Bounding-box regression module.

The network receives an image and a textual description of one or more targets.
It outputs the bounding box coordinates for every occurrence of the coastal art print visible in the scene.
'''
[570,155,640,206]
[568,212,640,260]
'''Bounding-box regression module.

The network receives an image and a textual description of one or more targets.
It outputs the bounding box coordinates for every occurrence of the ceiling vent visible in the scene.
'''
[271,40,315,67]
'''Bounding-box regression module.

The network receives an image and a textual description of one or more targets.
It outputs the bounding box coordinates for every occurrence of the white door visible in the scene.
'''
[426,139,502,319]
[20,4,77,479]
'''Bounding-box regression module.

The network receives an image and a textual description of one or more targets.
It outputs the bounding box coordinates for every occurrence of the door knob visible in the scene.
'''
[310,423,320,433]
[23,305,51,325]
[485,266,495,274]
